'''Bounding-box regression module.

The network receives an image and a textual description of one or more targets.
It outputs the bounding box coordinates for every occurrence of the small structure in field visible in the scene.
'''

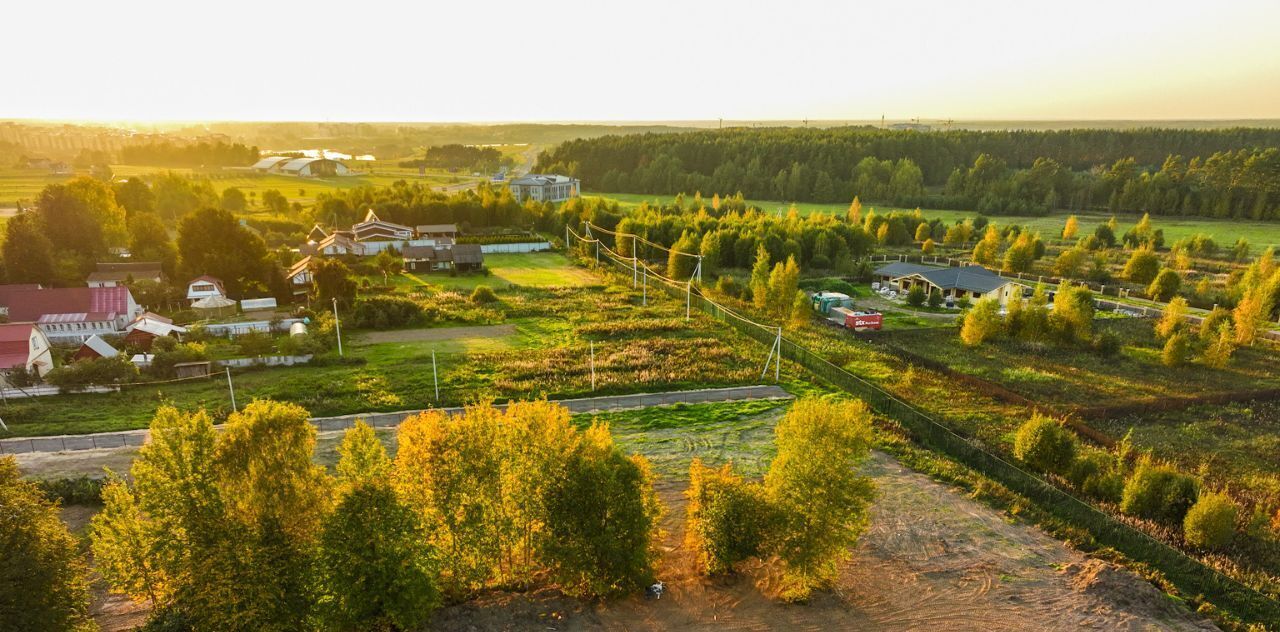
[73,334,120,361]
[172,361,212,379]
[124,316,187,351]
[192,295,236,318]
[452,244,485,272]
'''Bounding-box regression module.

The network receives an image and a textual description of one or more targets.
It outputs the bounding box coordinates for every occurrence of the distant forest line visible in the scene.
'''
[535,127,1280,220]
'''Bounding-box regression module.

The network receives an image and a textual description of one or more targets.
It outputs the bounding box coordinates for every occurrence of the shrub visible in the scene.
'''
[927,288,943,308]
[149,341,208,378]
[1183,491,1237,549]
[905,285,926,307]
[1198,307,1231,342]
[715,275,743,299]
[470,285,498,304]
[1067,451,1123,503]
[47,356,139,391]
[35,476,105,505]
[1147,268,1181,302]
[1012,414,1077,474]
[1161,332,1190,367]
[1120,461,1200,523]
[818,278,857,296]
[350,296,424,329]
[1122,248,1160,285]
[1091,331,1121,357]
[234,331,275,357]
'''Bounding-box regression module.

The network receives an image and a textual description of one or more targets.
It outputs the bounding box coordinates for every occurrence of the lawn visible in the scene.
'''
[403,252,600,291]
[586,191,1280,249]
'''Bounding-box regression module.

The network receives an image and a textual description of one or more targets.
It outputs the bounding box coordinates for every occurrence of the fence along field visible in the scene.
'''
[564,222,1280,627]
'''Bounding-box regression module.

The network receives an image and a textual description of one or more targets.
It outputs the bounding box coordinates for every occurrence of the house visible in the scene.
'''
[353,209,414,244]
[874,262,1017,306]
[509,174,580,203]
[186,275,226,304]
[403,245,451,272]
[0,323,54,379]
[302,232,364,257]
[307,225,329,242]
[73,334,120,362]
[286,257,313,299]
[124,316,187,351]
[416,224,458,241]
[452,244,485,272]
[5,286,143,343]
[86,261,164,288]
[279,157,351,177]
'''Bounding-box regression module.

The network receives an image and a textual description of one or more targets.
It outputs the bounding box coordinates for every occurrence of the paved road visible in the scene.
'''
[0,385,791,455]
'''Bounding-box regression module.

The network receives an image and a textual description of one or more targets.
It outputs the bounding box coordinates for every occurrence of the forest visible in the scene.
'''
[535,127,1280,219]
[399,144,507,171]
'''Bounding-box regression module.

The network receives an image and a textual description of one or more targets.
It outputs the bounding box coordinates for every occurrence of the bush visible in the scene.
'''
[1161,332,1190,367]
[1012,414,1077,474]
[1183,491,1237,549]
[1091,331,1121,357]
[235,331,275,357]
[685,460,776,575]
[818,278,857,296]
[1120,461,1199,523]
[715,275,743,298]
[1147,268,1181,302]
[350,296,424,329]
[927,288,943,308]
[470,285,498,304]
[149,342,209,378]
[960,298,1003,346]
[1067,451,1123,503]
[35,476,105,505]
[46,356,140,392]
[906,285,926,307]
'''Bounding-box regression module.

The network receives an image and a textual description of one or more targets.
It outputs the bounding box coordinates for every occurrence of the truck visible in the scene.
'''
[811,291,854,315]
[829,306,883,331]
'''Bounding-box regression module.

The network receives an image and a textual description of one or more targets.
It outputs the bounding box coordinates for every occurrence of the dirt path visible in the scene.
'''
[431,452,1217,631]
[356,324,517,345]
[860,294,959,322]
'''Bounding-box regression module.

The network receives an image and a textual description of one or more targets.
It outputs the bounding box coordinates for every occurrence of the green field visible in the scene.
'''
[404,252,599,291]
[587,192,1280,250]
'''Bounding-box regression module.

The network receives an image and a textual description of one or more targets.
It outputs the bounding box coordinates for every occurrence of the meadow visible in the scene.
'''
[588,192,1280,249]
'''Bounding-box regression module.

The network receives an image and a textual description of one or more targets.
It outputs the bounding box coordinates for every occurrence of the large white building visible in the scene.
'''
[252,156,352,177]
[2,286,143,343]
[509,174,580,203]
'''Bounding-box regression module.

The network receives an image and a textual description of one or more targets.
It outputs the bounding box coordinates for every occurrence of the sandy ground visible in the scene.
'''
[430,452,1216,631]
[356,324,517,345]
[58,449,1216,631]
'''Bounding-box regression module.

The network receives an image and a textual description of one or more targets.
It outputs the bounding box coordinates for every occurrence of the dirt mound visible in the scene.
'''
[1063,559,1217,630]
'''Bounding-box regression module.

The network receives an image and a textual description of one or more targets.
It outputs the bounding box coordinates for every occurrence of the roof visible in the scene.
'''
[79,335,120,359]
[880,263,1011,294]
[874,262,939,278]
[132,311,172,325]
[402,245,437,260]
[192,295,235,309]
[287,256,312,279]
[187,275,225,291]
[240,298,278,310]
[510,174,576,186]
[0,284,43,308]
[87,261,163,283]
[281,157,320,172]
[38,312,113,323]
[129,318,188,338]
[452,244,484,264]
[252,156,291,169]
[7,286,134,322]
[0,323,38,369]
[416,224,458,234]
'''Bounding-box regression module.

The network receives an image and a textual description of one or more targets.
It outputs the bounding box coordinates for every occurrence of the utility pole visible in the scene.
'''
[589,341,596,391]
[332,297,343,356]
[432,349,439,401]
[686,281,692,320]
[226,367,237,412]
[642,267,647,306]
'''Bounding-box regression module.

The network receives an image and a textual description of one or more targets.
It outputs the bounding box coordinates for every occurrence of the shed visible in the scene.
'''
[74,335,120,361]
[452,244,485,272]
[241,297,278,312]
[172,361,212,379]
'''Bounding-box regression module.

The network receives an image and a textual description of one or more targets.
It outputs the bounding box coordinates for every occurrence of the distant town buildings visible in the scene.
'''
[509,174,580,203]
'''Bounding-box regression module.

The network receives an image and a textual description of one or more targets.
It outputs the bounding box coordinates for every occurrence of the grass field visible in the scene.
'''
[587,192,1280,249]
[402,252,600,291]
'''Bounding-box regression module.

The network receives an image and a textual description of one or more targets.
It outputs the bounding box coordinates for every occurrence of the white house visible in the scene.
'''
[509,174,580,203]
[186,275,227,304]
[0,322,54,378]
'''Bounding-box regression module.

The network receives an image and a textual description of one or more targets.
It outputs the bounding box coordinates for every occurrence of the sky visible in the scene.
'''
[5,0,1280,123]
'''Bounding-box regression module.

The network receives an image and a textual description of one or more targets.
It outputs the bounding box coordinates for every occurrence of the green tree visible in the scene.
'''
[335,421,391,488]
[2,212,56,284]
[1161,332,1191,367]
[1155,296,1189,339]
[766,256,800,318]
[1012,415,1078,474]
[750,246,771,310]
[261,189,289,214]
[906,285,926,307]
[699,230,721,279]
[685,459,775,575]
[127,212,178,276]
[1053,247,1087,278]
[177,206,270,297]
[1122,247,1160,285]
[310,257,358,309]
[1147,268,1181,301]
[113,177,156,216]
[374,248,403,286]
[1183,491,1237,549]
[765,398,875,601]
[542,423,661,597]
[668,231,700,280]
[960,298,1003,346]
[0,457,93,632]
[927,288,943,308]
[1120,461,1199,524]
[220,187,247,212]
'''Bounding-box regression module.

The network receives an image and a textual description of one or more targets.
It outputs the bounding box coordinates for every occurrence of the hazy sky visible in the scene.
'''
[7,0,1280,122]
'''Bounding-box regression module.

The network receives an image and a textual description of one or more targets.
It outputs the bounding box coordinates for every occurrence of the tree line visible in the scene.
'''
[120,141,260,167]
[3,396,873,630]
[535,127,1280,219]
[398,144,507,172]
